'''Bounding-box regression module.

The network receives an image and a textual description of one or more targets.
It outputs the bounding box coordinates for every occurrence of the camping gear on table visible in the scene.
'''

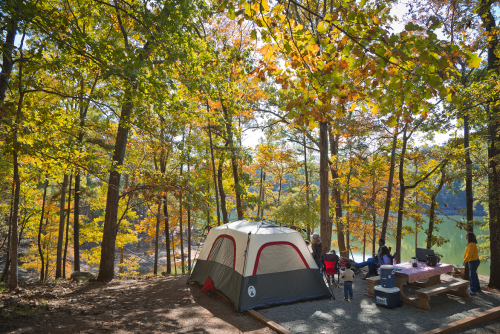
[426,254,440,267]
[189,220,332,312]
[374,285,401,309]
[380,265,395,288]
[416,247,435,261]
[412,257,418,267]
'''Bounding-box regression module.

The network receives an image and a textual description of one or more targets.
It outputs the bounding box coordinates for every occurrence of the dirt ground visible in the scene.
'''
[0,275,275,334]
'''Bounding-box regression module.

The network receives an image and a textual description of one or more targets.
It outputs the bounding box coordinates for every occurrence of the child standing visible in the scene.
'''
[341,262,354,301]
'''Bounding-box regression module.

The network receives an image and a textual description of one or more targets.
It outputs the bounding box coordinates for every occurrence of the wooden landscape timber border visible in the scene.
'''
[421,305,500,334]
[247,309,294,334]
[211,290,293,334]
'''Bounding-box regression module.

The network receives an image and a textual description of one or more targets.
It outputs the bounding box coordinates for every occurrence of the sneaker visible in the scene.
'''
[469,291,477,296]
[344,298,348,301]
[349,296,353,300]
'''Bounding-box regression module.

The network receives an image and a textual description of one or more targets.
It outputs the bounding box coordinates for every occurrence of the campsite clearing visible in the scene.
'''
[0,275,275,333]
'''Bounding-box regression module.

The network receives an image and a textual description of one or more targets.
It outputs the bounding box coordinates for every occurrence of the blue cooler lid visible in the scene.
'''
[374,285,400,293]
[380,265,394,269]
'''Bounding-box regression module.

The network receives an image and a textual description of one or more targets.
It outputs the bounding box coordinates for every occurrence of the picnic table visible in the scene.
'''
[365,261,470,310]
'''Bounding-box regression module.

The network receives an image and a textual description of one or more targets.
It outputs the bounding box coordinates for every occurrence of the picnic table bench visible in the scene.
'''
[415,278,470,310]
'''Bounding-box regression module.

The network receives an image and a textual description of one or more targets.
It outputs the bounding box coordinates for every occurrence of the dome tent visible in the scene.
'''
[189,220,332,312]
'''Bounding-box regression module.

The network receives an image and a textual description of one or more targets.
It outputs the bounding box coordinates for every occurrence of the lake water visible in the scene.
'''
[329,216,491,276]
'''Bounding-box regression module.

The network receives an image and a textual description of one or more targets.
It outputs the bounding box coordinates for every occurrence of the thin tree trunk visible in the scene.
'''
[187,203,191,273]
[164,197,171,274]
[73,172,82,272]
[179,164,184,274]
[0,16,17,102]
[63,174,73,278]
[319,121,330,255]
[220,100,243,219]
[329,128,344,255]
[37,179,49,281]
[260,172,266,218]
[396,127,408,263]
[304,135,311,241]
[257,167,263,218]
[381,125,399,240]
[363,232,366,261]
[207,103,221,226]
[154,201,161,275]
[56,174,69,279]
[218,159,229,224]
[1,182,14,283]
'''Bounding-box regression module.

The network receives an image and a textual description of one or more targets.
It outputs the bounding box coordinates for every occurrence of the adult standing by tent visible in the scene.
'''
[311,233,322,270]
[463,232,481,295]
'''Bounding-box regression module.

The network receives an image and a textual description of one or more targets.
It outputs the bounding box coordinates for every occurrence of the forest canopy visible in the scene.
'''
[0,0,499,289]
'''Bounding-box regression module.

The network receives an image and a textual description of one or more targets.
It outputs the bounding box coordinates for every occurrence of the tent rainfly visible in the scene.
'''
[189,220,332,312]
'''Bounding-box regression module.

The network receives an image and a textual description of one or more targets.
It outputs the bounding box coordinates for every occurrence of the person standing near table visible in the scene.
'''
[463,232,481,295]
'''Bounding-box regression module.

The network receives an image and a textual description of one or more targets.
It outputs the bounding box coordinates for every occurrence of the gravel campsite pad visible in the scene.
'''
[257,273,500,334]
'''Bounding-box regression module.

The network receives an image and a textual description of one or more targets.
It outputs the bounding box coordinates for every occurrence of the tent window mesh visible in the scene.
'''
[208,236,235,269]
[255,244,307,275]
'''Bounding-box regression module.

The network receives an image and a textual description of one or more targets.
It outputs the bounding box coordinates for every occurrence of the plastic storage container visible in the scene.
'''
[374,285,400,309]
[380,265,395,288]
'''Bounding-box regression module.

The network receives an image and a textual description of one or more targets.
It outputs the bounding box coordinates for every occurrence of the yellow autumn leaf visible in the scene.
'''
[374,16,379,24]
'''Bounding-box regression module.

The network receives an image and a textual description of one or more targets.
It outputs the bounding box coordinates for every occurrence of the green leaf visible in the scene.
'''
[405,22,423,32]
[251,30,257,40]
[388,116,398,127]
[228,6,236,20]
[466,52,481,68]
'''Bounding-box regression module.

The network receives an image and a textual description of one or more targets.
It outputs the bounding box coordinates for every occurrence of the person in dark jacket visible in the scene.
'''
[311,232,322,271]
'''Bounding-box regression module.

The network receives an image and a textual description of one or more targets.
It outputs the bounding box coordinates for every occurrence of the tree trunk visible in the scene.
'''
[187,203,191,273]
[63,174,72,279]
[396,127,408,262]
[164,197,171,274]
[97,85,134,282]
[1,182,14,283]
[154,201,161,275]
[464,114,473,281]
[381,125,399,239]
[304,135,311,240]
[257,167,263,218]
[221,100,243,219]
[56,174,69,279]
[363,232,366,261]
[179,163,185,274]
[260,172,266,218]
[218,159,229,224]
[328,128,345,255]
[478,0,500,289]
[73,172,81,272]
[207,104,221,226]
[9,152,20,290]
[0,17,17,102]
[426,166,446,249]
[319,121,330,255]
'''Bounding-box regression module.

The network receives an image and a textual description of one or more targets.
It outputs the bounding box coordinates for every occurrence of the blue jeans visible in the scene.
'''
[355,258,378,275]
[468,259,481,292]
[344,281,353,299]
[316,262,322,273]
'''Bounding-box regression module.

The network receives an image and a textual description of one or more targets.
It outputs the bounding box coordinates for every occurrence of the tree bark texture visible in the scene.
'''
[218,159,229,224]
[56,174,69,279]
[154,201,161,275]
[328,128,345,254]
[381,126,399,239]
[63,174,72,278]
[221,100,243,220]
[396,127,408,263]
[478,0,500,289]
[97,86,134,282]
[319,121,330,255]
[426,167,446,249]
